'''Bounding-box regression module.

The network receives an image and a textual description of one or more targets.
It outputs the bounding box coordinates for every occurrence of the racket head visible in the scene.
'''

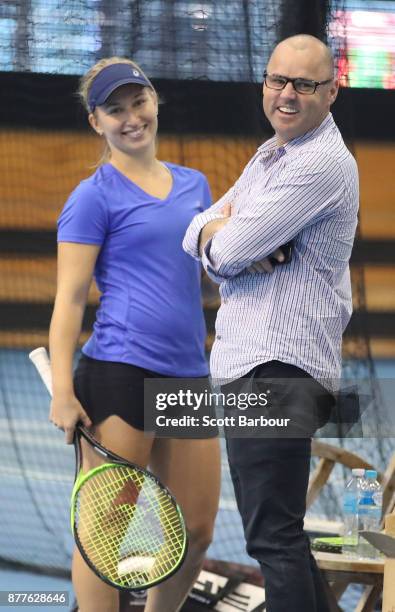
[71,433,188,591]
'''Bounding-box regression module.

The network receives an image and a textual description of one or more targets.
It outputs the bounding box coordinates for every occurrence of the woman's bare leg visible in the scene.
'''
[145,436,221,612]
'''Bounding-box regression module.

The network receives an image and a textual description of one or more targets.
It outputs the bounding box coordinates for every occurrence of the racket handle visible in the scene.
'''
[29,347,53,397]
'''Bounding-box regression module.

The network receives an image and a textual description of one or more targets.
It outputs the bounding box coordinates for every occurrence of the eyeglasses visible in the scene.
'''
[263,71,333,95]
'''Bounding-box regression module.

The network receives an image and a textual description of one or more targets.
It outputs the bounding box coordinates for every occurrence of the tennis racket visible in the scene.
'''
[28,347,188,591]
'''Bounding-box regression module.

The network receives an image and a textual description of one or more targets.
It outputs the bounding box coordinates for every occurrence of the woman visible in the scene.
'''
[49,57,221,612]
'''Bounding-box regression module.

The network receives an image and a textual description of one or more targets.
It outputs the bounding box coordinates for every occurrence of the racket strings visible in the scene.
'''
[73,465,185,588]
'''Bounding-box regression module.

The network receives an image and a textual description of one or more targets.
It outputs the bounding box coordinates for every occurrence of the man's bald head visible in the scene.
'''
[268,35,334,79]
[263,34,339,145]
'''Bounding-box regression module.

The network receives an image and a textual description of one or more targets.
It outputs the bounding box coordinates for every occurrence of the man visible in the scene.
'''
[183,35,358,612]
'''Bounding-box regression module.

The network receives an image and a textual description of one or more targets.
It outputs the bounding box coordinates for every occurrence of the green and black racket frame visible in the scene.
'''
[29,347,188,591]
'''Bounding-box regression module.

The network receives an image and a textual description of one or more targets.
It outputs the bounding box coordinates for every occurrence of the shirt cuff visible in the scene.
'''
[201,237,230,284]
[183,211,224,260]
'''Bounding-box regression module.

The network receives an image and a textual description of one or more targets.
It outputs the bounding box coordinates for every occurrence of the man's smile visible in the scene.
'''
[277,106,299,115]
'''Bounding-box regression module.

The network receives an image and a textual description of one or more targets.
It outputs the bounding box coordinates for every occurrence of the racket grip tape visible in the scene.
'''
[29,347,53,397]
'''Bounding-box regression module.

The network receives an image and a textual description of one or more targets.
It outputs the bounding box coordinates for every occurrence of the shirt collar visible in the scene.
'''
[257,112,335,158]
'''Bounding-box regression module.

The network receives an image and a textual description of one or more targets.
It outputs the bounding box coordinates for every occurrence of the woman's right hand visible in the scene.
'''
[50,394,92,444]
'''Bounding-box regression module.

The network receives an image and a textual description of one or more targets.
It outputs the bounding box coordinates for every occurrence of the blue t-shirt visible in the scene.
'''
[57,162,211,376]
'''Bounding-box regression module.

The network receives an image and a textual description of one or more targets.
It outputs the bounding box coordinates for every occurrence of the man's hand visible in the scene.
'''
[199,203,232,256]
[247,241,293,274]
[199,202,292,274]
[246,249,285,274]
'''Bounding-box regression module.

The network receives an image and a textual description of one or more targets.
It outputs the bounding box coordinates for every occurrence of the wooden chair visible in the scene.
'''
[308,440,395,612]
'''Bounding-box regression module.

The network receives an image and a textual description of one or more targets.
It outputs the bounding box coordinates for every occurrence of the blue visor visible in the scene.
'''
[88,63,152,112]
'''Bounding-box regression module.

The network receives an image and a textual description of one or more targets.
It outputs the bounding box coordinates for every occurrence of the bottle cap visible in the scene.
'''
[352,468,365,476]
[365,470,377,479]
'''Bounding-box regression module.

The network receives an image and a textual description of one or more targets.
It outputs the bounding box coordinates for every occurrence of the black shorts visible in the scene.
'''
[73,355,218,438]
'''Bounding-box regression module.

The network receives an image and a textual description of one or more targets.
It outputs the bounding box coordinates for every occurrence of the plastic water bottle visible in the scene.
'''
[342,468,365,556]
[357,469,383,559]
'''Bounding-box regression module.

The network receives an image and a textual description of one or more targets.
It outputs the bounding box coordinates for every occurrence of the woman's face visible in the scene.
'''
[89,83,158,159]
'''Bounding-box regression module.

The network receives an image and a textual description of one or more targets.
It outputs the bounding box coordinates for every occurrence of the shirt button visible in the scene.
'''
[216,335,222,340]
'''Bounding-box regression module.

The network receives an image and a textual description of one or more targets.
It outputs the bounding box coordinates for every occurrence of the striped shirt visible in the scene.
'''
[183,113,359,388]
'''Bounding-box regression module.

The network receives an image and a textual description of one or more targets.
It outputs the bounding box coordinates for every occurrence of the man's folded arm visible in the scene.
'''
[201,159,343,280]
[182,186,235,260]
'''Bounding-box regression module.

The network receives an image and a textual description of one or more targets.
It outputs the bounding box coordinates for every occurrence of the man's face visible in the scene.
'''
[263,44,338,145]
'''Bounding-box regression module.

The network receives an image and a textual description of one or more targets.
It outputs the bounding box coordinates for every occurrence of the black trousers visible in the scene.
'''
[222,361,333,612]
